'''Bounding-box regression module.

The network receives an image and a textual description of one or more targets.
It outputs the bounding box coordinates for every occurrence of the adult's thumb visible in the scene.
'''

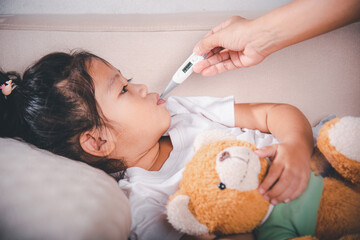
[193,32,223,56]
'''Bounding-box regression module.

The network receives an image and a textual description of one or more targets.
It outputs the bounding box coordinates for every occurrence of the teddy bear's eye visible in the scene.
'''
[218,182,226,190]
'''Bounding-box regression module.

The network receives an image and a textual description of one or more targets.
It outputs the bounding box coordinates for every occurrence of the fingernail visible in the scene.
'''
[258,188,265,194]
[254,150,263,157]
[271,199,278,205]
[284,198,290,204]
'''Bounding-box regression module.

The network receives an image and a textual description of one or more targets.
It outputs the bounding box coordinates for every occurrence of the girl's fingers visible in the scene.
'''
[255,144,278,159]
[258,162,284,196]
[286,171,309,201]
[256,145,281,197]
[264,170,294,203]
[269,171,308,204]
[269,185,293,204]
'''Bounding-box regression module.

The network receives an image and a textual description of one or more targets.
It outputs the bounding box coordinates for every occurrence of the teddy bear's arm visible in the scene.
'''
[167,194,209,236]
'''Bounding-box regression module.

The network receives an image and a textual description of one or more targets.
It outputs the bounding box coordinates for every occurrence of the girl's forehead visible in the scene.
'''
[89,59,117,79]
[90,58,112,71]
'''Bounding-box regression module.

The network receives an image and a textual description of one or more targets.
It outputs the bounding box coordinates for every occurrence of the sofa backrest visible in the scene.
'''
[1,13,359,125]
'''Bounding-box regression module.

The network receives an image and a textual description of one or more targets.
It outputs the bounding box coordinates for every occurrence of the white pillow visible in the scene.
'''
[0,138,131,240]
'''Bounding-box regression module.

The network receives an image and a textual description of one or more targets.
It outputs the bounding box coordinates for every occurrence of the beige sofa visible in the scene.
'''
[0,13,359,239]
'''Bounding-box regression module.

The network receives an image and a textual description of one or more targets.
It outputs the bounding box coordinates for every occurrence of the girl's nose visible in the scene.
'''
[135,84,148,97]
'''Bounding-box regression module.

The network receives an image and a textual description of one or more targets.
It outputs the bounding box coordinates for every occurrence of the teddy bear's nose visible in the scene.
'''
[219,151,230,161]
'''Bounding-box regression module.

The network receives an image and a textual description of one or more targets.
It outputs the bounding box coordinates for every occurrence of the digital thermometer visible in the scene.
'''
[160,52,206,99]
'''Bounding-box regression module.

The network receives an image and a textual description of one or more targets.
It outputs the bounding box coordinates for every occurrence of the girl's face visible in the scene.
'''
[89,58,171,169]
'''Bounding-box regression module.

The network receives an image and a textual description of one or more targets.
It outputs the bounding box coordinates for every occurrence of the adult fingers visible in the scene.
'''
[198,60,238,76]
[205,47,223,58]
[194,31,227,56]
[193,47,223,73]
[193,16,244,55]
[193,50,231,75]
[194,50,250,75]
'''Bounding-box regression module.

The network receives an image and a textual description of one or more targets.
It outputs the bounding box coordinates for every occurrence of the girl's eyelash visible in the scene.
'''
[120,78,132,94]
[121,85,128,94]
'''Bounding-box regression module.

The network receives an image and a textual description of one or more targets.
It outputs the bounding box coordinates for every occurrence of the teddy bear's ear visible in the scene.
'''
[167,195,209,236]
[193,130,236,152]
[317,116,360,184]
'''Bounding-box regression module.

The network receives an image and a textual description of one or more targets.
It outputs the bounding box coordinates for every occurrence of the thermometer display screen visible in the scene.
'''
[182,62,193,73]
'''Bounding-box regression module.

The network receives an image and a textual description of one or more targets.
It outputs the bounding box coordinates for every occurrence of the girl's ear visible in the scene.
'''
[80,128,115,157]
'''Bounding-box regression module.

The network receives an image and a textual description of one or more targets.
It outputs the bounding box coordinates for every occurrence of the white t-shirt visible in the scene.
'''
[118,96,278,240]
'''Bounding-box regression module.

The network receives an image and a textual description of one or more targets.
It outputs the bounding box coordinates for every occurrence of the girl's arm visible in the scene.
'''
[234,103,313,204]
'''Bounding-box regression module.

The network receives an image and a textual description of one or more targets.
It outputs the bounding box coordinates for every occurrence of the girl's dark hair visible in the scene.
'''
[0,50,126,179]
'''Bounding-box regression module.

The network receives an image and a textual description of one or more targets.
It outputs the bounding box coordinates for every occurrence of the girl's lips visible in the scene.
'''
[157,98,166,105]
[156,94,166,105]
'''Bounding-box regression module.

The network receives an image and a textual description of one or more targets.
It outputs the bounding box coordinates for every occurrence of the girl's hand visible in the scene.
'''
[255,143,311,204]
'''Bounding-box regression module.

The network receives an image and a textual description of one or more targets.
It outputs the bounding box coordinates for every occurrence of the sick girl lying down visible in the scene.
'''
[0,51,313,240]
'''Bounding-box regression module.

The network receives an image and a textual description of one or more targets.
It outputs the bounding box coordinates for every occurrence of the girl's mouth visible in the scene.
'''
[156,94,166,105]
[157,98,166,105]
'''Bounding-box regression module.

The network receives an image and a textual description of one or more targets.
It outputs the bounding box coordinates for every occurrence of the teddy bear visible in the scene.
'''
[166,117,360,240]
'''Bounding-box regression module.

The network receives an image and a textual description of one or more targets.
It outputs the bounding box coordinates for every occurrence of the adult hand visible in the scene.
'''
[193,16,269,76]
[193,0,360,77]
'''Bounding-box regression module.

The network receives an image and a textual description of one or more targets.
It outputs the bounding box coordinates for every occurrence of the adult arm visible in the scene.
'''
[193,0,360,76]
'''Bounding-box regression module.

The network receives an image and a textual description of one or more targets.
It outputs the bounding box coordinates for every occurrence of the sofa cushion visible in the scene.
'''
[0,138,131,240]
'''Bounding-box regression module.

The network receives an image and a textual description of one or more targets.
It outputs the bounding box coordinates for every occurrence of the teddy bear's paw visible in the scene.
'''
[317,117,360,184]
[167,195,209,236]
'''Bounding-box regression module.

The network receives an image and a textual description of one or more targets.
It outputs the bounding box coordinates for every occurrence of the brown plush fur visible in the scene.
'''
[315,178,360,240]
[289,236,318,240]
[172,140,269,234]
[169,118,360,239]
[317,118,360,184]
[338,235,360,240]
[311,148,337,178]
[310,118,360,240]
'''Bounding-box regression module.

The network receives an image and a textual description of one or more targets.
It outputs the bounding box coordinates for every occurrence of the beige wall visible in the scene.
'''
[1,0,292,14]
